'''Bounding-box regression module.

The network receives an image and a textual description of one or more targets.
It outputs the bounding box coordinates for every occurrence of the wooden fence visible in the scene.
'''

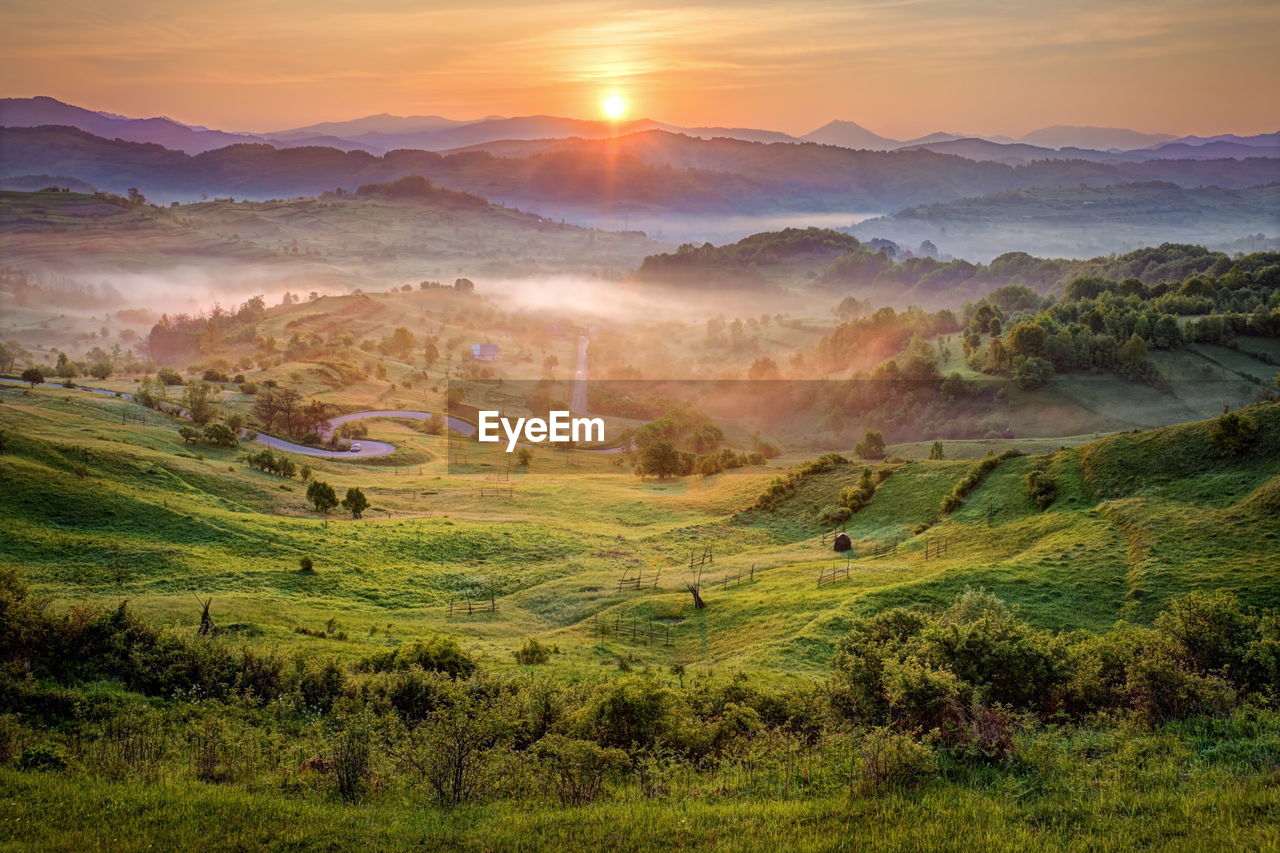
[715,564,756,589]
[865,538,899,558]
[617,571,661,591]
[478,485,513,498]
[817,561,851,586]
[371,487,439,499]
[923,538,950,560]
[593,614,673,646]
[447,597,497,616]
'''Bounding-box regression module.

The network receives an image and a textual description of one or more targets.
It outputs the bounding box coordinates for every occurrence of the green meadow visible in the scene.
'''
[1,378,1278,851]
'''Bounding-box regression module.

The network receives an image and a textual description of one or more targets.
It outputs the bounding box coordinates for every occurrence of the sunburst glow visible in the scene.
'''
[601,93,628,120]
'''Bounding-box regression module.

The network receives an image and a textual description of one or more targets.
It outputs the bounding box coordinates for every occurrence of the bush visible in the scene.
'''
[299,556,315,573]
[1210,410,1259,456]
[535,734,628,805]
[880,656,967,731]
[854,430,887,460]
[358,636,478,679]
[858,727,934,793]
[330,715,374,802]
[202,422,239,448]
[157,367,184,386]
[514,638,552,665]
[16,743,67,771]
[1026,466,1057,509]
[941,450,1021,514]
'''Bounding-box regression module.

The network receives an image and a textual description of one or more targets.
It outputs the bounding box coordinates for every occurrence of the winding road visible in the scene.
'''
[0,377,469,459]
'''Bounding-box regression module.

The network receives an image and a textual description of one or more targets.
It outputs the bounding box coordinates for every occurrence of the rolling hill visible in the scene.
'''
[850,182,1280,261]
[0,184,663,282]
[5,125,1277,220]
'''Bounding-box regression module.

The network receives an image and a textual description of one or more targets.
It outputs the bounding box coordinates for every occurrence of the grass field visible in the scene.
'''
[2,381,1279,851]
[3,382,1277,672]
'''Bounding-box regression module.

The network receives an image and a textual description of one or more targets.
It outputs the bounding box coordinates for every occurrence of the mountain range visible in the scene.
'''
[3,124,1276,219]
[2,97,1275,161]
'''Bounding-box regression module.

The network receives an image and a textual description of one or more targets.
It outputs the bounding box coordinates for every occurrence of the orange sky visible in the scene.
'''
[3,0,1277,137]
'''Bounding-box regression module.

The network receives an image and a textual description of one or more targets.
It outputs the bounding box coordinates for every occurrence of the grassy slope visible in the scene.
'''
[2,383,1278,677]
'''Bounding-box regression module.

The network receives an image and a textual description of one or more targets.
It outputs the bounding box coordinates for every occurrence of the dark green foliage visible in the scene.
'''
[1026,465,1057,509]
[535,735,628,805]
[306,481,338,515]
[201,423,238,448]
[240,447,298,478]
[20,367,43,388]
[854,430,886,460]
[341,486,369,519]
[1211,410,1259,456]
[748,453,848,511]
[357,636,478,680]
[941,450,1021,514]
[832,587,1276,739]
[156,368,183,386]
[513,638,551,665]
[637,441,681,479]
[828,466,881,525]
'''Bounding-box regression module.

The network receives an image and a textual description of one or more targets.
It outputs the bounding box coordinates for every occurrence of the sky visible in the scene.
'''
[2,0,1277,137]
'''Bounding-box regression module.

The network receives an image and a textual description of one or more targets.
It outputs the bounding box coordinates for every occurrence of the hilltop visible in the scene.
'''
[0,185,662,282]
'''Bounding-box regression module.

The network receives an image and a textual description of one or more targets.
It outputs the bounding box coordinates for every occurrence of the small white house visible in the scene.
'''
[471,344,499,362]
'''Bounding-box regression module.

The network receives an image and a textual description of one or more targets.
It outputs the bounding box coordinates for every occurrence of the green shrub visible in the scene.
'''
[1210,410,1259,456]
[514,638,552,665]
[16,743,67,771]
[535,734,628,805]
[858,727,934,793]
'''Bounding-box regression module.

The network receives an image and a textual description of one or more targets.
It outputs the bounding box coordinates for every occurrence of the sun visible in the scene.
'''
[601,93,627,121]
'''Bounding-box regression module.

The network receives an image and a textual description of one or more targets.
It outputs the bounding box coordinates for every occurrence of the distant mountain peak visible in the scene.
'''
[1018,124,1176,151]
[801,120,900,151]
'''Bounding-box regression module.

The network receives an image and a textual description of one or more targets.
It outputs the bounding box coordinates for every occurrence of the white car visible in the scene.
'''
[350,442,362,452]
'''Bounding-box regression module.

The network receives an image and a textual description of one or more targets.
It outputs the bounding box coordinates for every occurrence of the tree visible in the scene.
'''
[639,441,681,479]
[1012,356,1053,390]
[182,381,218,426]
[20,367,43,389]
[89,361,113,380]
[342,487,369,519]
[307,480,338,516]
[202,422,238,447]
[178,425,201,444]
[928,441,945,460]
[1006,322,1046,358]
[747,356,780,380]
[515,448,533,469]
[388,327,417,361]
[423,340,440,366]
[854,430,887,460]
[54,352,76,379]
